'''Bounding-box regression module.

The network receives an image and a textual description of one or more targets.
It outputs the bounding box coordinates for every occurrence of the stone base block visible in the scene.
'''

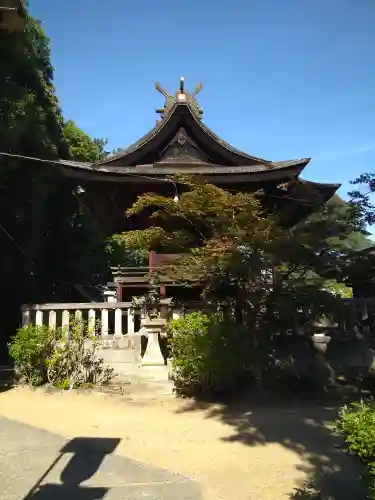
[138,365,174,395]
[95,335,142,377]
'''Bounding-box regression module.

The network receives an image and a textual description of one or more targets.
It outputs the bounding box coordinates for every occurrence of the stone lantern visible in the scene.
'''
[0,0,25,32]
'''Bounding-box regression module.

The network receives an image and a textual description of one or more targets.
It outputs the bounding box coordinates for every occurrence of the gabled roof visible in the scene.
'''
[0,79,339,211]
[97,101,310,170]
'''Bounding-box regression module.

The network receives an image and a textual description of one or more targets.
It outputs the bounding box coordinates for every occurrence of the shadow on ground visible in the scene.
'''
[0,383,14,393]
[0,423,201,500]
[24,437,120,500]
[175,397,367,499]
[0,367,14,393]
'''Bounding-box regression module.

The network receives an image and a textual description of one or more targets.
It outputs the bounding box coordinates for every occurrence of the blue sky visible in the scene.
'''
[29,0,375,200]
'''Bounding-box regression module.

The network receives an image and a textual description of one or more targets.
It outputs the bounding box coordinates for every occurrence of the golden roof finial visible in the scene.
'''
[155,78,203,119]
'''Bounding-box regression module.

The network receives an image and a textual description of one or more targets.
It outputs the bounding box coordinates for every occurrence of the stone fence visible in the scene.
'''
[20,297,375,385]
[22,301,138,337]
[21,299,176,379]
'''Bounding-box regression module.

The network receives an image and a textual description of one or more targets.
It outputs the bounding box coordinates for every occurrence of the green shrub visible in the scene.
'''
[8,319,114,389]
[46,319,114,389]
[334,400,375,496]
[263,346,334,398]
[167,312,251,397]
[8,325,58,386]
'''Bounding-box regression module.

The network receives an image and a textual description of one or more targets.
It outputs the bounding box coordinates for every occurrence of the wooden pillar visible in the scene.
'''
[149,250,156,268]
[160,285,168,319]
[116,282,123,302]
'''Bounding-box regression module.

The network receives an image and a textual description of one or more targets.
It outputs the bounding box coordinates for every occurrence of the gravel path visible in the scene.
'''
[0,386,367,500]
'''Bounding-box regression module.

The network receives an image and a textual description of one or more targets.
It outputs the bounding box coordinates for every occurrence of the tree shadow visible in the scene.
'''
[175,398,367,499]
[24,437,120,500]
[0,383,14,393]
[0,366,15,393]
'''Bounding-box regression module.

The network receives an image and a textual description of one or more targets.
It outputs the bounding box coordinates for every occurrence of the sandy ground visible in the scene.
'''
[0,386,366,500]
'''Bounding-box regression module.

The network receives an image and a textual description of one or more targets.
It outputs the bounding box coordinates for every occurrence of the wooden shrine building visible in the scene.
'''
[55,78,339,232]
[1,78,340,302]
[54,78,339,300]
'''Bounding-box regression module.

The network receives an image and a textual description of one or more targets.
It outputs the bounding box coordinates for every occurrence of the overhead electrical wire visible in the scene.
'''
[0,151,328,206]
[0,150,338,252]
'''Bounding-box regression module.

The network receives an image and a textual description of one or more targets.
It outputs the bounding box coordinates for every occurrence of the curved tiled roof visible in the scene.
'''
[98,103,285,167]
[55,159,309,180]
[100,113,170,164]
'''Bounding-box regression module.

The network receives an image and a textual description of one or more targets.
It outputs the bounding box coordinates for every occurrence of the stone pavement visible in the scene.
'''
[0,417,201,500]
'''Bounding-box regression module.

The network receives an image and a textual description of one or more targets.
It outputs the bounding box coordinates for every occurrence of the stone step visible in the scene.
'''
[98,378,175,398]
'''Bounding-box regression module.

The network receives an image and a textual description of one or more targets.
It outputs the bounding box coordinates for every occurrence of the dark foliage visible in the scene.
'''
[0,8,110,360]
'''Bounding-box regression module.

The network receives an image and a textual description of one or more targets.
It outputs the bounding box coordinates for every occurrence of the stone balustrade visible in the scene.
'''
[21,301,138,338]
[20,299,174,379]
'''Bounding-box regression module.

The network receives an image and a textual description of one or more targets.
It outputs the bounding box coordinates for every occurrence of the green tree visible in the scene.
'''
[0,7,110,359]
[0,14,69,158]
[120,176,348,391]
[0,9,71,358]
[314,194,372,251]
[349,173,375,228]
[63,120,109,162]
[0,10,70,299]
[296,193,373,298]
[105,235,148,268]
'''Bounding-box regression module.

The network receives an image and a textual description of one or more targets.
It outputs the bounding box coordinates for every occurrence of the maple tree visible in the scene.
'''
[120,176,351,390]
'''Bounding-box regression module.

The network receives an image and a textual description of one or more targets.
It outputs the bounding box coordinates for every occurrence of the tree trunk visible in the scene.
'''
[242,285,266,394]
[251,328,264,392]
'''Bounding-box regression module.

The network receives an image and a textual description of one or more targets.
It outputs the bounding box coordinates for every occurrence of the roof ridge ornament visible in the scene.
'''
[155,78,203,120]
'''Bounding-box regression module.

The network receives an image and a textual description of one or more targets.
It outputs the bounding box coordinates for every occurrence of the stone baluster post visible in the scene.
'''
[62,310,70,339]
[88,309,96,334]
[101,309,109,337]
[127,307,135,335]
[35,309,43,326]
[21,306,30,327]
[48,310,56,330]
[114,308,123,338]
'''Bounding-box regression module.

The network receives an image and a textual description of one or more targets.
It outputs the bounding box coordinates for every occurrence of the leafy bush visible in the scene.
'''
[8,319,114,389]
[167,312,251,397]
[8,325,58,386]
[46,319,114,389]
[263,344,334,397]
[334,400,375,496]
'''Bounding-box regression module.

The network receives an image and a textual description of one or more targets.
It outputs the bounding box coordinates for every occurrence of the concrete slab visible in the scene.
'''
[0,417,201,500]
